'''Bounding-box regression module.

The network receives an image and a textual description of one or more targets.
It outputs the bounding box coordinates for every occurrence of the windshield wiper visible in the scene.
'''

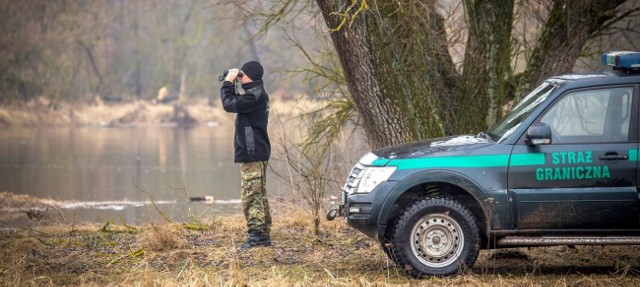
[476,131,494,142]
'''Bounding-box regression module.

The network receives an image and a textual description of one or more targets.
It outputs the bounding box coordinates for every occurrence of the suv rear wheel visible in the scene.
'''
[390,197,480,277]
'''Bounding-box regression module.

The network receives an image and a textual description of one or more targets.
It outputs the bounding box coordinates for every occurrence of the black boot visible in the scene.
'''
[238,230,271,250]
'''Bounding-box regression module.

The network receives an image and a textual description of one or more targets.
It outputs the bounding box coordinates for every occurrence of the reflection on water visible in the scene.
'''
[0,126,263,225]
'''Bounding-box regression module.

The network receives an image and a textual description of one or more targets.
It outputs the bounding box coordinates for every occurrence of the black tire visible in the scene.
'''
[390,197,480,277]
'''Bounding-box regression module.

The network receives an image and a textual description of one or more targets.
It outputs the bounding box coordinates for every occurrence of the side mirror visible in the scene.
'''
[526,123,552,145]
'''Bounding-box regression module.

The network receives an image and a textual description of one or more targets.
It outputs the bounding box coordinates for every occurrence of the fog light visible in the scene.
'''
[349,207,361,213]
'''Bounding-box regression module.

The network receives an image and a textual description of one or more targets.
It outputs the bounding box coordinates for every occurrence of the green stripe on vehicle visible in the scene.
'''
[371,158,390,166]
[379,149,638,171]
[629,149,639,161]
[384,153,545,170]
[388,154,511,170]
[509,153,546,166]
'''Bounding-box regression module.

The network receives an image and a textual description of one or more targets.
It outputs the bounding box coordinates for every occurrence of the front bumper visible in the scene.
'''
[326,181,397,240]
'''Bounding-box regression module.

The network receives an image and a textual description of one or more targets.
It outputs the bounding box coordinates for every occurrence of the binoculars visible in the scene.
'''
[218,70,244,81]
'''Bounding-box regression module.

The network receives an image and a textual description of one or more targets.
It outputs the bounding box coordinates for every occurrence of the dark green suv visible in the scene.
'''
[327,52,640,277]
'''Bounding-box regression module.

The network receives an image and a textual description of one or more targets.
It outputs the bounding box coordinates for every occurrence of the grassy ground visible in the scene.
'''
[2,198,640,287]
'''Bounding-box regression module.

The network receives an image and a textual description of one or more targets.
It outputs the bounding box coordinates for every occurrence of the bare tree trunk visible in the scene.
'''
[517,0,628,99]
[316,0,459,148]
[244,26,261,62]
[180,66,187,100]
[459,0,514,131]
[167,1,196,97]
[77,40,106,96]
[133,1,142,99]
[382,1,458,138]
[316,0,415,149]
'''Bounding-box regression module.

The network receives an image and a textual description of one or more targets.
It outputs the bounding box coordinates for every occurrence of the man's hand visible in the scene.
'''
[225,68,240,82]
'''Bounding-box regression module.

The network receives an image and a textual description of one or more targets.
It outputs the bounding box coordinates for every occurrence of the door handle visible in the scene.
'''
[599,153,628,161]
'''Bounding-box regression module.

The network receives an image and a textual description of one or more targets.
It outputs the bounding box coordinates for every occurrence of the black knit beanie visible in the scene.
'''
[241,61,264,81]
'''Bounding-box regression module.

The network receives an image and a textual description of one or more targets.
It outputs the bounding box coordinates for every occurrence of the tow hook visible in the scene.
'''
[326,196,345,221]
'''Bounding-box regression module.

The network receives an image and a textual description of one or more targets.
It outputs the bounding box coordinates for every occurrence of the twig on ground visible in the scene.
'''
[133,181,174,224]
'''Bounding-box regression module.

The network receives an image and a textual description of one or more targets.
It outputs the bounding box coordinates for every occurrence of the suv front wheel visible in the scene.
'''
[390,197,480,277]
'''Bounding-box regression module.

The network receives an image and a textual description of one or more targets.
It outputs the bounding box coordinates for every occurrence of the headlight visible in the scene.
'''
[355,166,396,194]
[342,152,395,194]
[358,152,379,165]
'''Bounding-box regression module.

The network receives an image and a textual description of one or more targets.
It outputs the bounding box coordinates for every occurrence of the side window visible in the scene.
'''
[540,87,633,144]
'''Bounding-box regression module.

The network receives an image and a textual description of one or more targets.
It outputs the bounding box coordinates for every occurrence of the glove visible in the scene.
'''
[225,68,240,82]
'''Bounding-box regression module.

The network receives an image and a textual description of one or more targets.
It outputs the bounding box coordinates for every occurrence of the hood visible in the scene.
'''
[372,135,492,160]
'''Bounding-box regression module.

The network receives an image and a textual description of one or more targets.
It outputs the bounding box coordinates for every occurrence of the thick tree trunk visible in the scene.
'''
[316,0,415,149]
[459,0,514,131]
[517,0,627,99]
[316,0,456,148]
[381,1,459,138]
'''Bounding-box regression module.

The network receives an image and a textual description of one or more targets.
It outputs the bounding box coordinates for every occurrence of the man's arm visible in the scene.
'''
[220,81,239,113]
[220,82,264,114]
[219,68,264,114]
[220,68,241,113]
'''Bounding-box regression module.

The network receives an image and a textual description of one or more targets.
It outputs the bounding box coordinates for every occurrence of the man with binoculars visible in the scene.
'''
[220,61,272,250]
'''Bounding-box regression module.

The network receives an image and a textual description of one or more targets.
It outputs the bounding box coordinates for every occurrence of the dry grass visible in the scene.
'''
[2,202,640,286]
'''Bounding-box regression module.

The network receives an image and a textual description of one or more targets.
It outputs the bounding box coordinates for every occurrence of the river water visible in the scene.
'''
[0,126,291,226]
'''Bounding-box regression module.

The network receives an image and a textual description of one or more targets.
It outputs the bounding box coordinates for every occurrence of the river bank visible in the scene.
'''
[0,97,225,128]
[0,97,316,128]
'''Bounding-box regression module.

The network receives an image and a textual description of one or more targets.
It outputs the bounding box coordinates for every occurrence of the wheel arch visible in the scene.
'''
[378,170,499,242]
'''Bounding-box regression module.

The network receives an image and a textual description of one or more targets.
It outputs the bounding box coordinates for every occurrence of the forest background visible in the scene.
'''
[1,0,639,142]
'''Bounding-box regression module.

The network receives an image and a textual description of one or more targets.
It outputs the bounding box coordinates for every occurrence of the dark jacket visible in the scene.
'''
[220,81,271,163]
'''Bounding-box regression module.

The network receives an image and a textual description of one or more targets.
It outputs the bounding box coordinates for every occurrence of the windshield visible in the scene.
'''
[487,82,556,143]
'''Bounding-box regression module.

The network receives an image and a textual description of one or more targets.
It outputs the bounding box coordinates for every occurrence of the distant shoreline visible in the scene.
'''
[0,97,314,129]
[0,97,231,128]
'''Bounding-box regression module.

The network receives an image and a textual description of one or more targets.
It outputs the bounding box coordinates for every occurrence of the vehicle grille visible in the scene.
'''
[342,164,365,195]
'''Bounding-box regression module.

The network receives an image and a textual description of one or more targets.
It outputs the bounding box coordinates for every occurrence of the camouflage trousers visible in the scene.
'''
[240,161,272,235]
